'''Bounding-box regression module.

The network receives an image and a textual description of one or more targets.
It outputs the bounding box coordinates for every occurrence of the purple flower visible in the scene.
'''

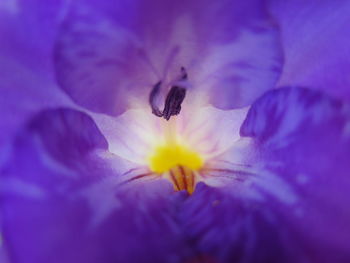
[1,1,350,263]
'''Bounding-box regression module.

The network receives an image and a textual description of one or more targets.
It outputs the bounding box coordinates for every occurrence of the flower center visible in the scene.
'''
[148,143,204,194]
[147,67,204,193]
[146,115,204,194]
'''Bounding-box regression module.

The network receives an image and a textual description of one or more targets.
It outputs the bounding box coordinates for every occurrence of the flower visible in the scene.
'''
[1,1,350,263]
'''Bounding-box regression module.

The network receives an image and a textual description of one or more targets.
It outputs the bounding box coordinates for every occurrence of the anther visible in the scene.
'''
[149,67,188,121]
[162,85,186,120]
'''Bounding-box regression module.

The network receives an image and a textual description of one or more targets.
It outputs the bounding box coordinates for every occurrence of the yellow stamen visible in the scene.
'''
[148,117,203,193]
[149,143,203,173]
[169,165,196,194]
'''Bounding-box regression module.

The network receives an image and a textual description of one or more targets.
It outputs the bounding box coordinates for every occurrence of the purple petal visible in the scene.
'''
[181,183,301,263]
[269,0,350,101]
[54,0,282,115]
[0,0,66,73]
[237,87,350,262]
[0,0,72,146]
[1,108,190,263]
[179,87,350,262]
[0,247,9,263]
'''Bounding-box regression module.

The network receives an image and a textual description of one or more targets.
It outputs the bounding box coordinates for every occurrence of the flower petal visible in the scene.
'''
[91,108,163,165]
[177,106,249,159]
[269,0,350,101]
[180,87,350,262]
[1,108,190,263]
[0,232,9,263]
[196,17,282,110]
[0,0,66,73]
[181,183,302,263]
[54,0,282,115]
[0,0,72,146]
[54,4,152,115]
[238,87,350,261]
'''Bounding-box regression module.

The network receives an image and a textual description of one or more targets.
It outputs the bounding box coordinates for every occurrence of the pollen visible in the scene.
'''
[149,144,203,173]
[148,143,204,194]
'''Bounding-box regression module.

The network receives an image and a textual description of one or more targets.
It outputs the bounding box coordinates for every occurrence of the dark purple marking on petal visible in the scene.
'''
[27,108,108,168]
[240,87,343,142]
[54,6,152,116]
